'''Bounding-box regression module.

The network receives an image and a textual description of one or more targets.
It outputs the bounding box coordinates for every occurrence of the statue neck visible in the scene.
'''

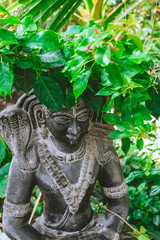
[49,135,83,154]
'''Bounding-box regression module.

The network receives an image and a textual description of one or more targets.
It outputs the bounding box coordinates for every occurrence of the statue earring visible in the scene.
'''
[36,110,49,139]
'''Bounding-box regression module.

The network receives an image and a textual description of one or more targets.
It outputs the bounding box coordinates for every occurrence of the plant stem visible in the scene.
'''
[101,204,142,236]
[28,192,42,225]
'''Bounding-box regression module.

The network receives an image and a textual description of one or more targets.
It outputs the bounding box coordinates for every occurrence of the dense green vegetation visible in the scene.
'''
[0,0,159,239]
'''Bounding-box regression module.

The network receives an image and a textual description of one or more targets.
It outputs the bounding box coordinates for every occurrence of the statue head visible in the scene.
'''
[43,103,91,147]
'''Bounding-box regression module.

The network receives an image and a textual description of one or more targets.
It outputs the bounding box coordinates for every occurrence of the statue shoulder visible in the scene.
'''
[88,121,118,166]
[95,138,119,166]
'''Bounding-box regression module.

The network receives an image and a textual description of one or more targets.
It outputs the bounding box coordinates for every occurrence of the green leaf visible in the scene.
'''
[65,88,76,109]
[0,163,10,198]
[149,231,160,240]
[102,100,114,112]
[146,86,160,119]
[136,138,144,151]
[137,234,151,240]
[34,75,63,111]
[65,25,83,36]
[39,50,66,68]
[122,138,130,154]
[14,68,36,93]
[101,70,111,87]
[83,91,102,115]
[25,30,60,51]
[0,61,14,98]
[73,69,91,101]
[150,186,160,196]
[95,46,111,66]
[96,87,113,96]
[0,16,23,24]
[108,130,122,139]
[76,37,90,52]
[0,6,10,15]
[129,34,143,51]
[137,183,146,193]
[105,63,123,87]
[153,215,160,227]
[103,113,120,124]
[16,16,37,36]
[0,139,6,164]
[116,121,131,132]
[128,51,151,64]
[0,27,15,42]
[119,59,140,77]
[125,170,143,183]
[15,56,34,69]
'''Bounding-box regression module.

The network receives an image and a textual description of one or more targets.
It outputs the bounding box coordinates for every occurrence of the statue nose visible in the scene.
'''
[68,119,80,136]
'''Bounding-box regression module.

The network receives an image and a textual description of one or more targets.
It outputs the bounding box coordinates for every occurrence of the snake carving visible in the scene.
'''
[0,107,39,172]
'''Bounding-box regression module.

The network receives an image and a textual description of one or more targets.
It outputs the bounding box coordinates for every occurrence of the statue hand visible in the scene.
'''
[101,228,120,240]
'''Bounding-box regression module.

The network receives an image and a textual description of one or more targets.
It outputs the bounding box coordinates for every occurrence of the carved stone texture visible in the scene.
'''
[0,91,136,240]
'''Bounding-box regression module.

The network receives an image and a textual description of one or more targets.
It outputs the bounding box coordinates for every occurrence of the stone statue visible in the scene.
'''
[0,91,133,240]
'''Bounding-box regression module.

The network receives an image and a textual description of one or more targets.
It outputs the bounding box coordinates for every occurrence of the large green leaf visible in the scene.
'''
[105,63,123,87]
[14,68,36,93]
[16,16,37,36]
[0,61,14,99]
[34,75,63,111]
[73,69,91,101]
[0,27,15,42]
[0,163,10,198]
[94,46,111,66]
[25,30,60,51]
[39,49,66,68]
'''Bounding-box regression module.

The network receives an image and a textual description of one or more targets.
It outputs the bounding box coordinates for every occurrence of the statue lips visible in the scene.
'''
[66,132,81,145]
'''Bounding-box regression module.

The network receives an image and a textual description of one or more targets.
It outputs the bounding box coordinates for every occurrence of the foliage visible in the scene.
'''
[1,0,145,33]
[90,119,160,239]
[0,16,159,151]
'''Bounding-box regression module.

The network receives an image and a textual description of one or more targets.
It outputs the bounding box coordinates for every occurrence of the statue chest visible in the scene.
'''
[36,139,100,214]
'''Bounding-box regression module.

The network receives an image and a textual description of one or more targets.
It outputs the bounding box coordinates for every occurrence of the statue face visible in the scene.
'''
[45,105,91,146]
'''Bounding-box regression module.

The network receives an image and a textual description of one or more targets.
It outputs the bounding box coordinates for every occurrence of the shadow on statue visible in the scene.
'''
[0,91,136,240]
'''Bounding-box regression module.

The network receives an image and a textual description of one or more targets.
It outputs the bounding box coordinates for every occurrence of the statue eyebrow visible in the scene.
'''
[51,112,73,118]
[76,109,90,117]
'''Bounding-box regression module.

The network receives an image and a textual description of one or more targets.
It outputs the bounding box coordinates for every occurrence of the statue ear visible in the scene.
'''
[36,109,45,127]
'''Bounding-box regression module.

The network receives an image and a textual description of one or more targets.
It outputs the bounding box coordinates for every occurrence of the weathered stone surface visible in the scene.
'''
[0,91,134,240]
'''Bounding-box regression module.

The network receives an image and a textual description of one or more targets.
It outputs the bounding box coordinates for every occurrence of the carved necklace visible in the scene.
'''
[47,136,86,162]
[38,135,97,214]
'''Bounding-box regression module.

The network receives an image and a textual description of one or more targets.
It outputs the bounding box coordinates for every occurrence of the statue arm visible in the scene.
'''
[98,144,129,234]
[2,157,45,240]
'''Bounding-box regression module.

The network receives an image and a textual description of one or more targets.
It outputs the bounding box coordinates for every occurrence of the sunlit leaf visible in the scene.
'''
[16,16,37,36]
[73,69,91,101]
[25,30,60,51]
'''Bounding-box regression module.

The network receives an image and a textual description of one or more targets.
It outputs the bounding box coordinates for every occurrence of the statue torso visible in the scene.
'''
[34,135,101,232]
